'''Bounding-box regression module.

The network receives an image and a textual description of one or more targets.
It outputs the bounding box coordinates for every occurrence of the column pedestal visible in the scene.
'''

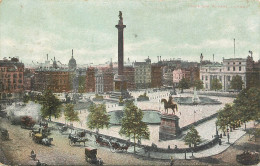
[159,114,181,140]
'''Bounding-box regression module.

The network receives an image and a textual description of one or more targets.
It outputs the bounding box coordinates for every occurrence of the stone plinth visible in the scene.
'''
[159,114,181,140]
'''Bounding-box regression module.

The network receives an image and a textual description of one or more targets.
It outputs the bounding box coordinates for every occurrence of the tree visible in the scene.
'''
[210,78,222,91]
[230,75,244,91]
[38,90,62,121]
[193,80,204,90]
[178,78,190,93]
[216,104,240,134]
[64,104,79,125]
[87,103,110,133]
[23,94,30,103]
[184,126,201,147]
[233,88,260,129]
[119,101,150,152]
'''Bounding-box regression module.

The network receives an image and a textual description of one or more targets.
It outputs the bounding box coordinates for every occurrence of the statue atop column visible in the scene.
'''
[118,11,123,25]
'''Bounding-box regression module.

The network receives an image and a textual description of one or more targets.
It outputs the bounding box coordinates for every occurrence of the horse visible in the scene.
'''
[161,98,178,114]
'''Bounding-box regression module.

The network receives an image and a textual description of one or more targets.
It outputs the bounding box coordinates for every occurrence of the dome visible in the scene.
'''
[68,56,77,70]
[68,49,77,70]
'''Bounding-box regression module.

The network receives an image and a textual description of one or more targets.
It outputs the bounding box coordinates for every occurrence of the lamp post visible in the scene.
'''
[215,122,219,136]
[227,128,230,144]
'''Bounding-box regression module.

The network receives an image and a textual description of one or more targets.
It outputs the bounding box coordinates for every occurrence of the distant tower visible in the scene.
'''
[53,56,58,69]
[68,49,77,70]
[200,53,203,63]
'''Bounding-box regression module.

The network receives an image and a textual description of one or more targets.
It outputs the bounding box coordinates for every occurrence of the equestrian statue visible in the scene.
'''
[161,96,178,114]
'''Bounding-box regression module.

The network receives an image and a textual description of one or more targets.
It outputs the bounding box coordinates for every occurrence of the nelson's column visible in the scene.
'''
[112,11,131,100]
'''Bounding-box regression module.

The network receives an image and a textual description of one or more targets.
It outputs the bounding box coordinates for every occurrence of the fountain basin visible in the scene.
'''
[174,96,221,105]
[108,110,161,125]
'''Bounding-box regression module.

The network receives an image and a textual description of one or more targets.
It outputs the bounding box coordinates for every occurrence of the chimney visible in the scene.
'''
[47,54,48,60]
[213,54,214,62]
[72,49,73,57]
[160,56,161,61]
[234,38,235,58]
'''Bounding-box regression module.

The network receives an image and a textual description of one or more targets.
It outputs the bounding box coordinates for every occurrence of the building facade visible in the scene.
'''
[134,57,151,89]
[172,68,191,87]
[200,58,248,91]
[34,68,71,93]
[86,67,96,93]
[124,65,136,90]
[151,64,162,88]
[0,57,24,99]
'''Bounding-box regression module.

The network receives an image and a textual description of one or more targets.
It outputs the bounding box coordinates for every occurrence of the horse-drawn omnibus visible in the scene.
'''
[85,147,103,165]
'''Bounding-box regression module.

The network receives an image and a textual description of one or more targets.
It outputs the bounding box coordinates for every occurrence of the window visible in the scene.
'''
[206,76,208,81]
[228,67,230,71]
[228,76,231,81]
[202,76,204,80]
[219,76,222,81]
[233,67,235,71]
[220,69,222,72]
[228,62,230,65]
[206,69,208,72]
[239,66,241,71]
[233,62,235,65]
[239,62,241,64]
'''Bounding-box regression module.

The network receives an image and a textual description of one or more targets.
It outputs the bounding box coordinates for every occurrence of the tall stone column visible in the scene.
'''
[115,11,126,76]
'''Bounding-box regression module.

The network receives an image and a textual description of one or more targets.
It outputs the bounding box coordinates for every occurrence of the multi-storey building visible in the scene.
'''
[134,57,151,89]
[34,68,71,93]
[95,67,114,94]
[95,69,104,94]
[162,66,174,87]
[124,65,135,90]
[200,63,223,90]
[200,57,249,91]
[24,68,35,91]
[151,64,162,88]
[0,57,24,99]
[86,67,96,93]
[172,68,191,87]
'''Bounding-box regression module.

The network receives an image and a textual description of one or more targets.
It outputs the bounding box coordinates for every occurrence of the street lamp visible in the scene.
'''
[215,122,219,137]
[227,128,230,144]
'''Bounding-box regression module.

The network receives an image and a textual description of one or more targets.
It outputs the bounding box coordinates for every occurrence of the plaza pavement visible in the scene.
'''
[133,121,255,160]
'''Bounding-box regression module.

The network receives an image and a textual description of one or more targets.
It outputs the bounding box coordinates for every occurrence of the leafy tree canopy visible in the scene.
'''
[184,125,201,147]
[119,101,150,152]
[64,104,79,123]
[87,103,110,132]
[178,78,190,92]
[192,80,204,90]
[211,78,222,91]
[230,75,244,91]
[38,89,62,121]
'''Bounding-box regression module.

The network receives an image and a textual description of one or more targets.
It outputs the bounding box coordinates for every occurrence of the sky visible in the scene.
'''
[0,0,259,66]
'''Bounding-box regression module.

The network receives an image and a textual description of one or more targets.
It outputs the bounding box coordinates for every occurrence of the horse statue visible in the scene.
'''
[161,96,178,114]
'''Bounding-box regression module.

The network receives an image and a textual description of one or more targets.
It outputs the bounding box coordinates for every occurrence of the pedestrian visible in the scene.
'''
[170,156,174,166]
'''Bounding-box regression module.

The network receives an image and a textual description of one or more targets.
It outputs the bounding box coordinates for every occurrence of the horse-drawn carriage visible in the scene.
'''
[85,147,103,165]
[0,128,9,141]
[68,133,88,146]
[59,125,69,133]
[33,133,53,146]
[21,116,36,129]
[236,151,259,165]
[95,135,130,152]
